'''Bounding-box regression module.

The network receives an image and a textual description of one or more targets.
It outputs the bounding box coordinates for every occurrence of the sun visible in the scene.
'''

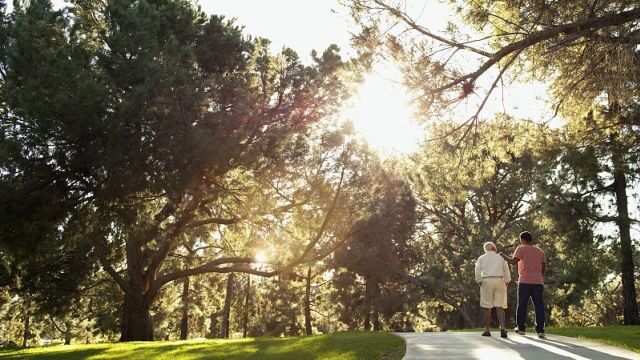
[255,250,269,264]
[343,71,423,156]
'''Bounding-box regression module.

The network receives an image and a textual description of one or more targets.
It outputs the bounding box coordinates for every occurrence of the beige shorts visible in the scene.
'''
[480,277,508,309]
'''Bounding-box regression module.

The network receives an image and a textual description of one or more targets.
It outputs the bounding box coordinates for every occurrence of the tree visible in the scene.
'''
[333,164,418,331]
[408,117,544,327]
[1,0,360,341]
[241,274,251,337]
[546,105,640,324]
[220,273,235,339]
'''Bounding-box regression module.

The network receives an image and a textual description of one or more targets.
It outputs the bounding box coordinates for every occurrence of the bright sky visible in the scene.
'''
[20,0,553,156]
[200,0,354,60]
[205,1,429,156]
[202,1,426,156]
[201,0,553,156]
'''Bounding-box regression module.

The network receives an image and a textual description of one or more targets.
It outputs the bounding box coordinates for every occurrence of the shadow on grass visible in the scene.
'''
[257,332,402,360]
[0,348,106,360]
[0,341,257,360]
[0,332,404,360]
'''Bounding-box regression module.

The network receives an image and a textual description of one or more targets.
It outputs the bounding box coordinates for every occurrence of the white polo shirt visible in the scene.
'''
[475,251,511,283]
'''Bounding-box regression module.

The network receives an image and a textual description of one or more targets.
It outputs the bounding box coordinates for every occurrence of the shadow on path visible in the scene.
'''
[396,332,640,360]
[510,334,636,360]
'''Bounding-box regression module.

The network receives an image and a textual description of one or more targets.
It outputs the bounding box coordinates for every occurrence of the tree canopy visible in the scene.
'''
[0,0,639,348]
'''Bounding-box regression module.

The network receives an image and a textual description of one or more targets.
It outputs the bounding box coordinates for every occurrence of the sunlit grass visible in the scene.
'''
[0,331,405,360]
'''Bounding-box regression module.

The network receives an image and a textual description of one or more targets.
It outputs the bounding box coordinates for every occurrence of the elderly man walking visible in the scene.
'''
[475,241,511,338]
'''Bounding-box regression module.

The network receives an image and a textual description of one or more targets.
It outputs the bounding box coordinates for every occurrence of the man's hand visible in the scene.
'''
[500,252,519,265]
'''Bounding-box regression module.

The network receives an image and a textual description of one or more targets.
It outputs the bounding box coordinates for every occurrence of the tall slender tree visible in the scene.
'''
[333,167,418,330]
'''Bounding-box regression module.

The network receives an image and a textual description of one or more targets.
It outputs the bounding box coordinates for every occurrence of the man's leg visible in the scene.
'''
[531,284,545,334]
[483,308,492,332]
[516,283,531,332]
[479,281,492,335]
[497,307,507,338]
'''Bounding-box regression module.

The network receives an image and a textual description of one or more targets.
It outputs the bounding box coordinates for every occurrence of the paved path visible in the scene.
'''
[397,332,640,360]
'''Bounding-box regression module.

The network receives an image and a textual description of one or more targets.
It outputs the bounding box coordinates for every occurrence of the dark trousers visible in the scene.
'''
[516,283,545,333]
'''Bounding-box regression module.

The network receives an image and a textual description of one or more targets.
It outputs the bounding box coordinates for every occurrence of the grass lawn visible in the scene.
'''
[545,325,640,353]
[0,331,405,360]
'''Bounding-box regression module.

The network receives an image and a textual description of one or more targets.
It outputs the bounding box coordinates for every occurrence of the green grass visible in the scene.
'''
[0,332,405,360]
[545,326,640,353]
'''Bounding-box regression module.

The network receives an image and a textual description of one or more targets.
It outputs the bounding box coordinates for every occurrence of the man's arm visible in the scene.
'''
[475,258,483,283]
[502,259,511,283]
[499,252,519,265]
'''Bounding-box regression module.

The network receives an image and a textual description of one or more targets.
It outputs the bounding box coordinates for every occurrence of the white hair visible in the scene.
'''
[483,242,497,253]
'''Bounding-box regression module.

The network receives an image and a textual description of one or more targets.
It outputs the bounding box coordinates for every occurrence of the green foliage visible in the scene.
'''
[0,0,357,340]
[406,115,608,329]
[330,159,419,331]
[255,278,305,336]
[453,0,640,114]
[407,117,549,326]
[551,277,624,326]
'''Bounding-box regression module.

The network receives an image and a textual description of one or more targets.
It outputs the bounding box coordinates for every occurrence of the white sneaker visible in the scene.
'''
[537,333,546,339]
[514,327,525,335]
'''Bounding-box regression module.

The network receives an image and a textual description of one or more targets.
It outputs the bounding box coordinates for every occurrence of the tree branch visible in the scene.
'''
[50,318,66,334]
[186,216,240,229]
[155,169,347,289]
[372,0,492,57]
[95,250,127,293]
[421,6,640,96]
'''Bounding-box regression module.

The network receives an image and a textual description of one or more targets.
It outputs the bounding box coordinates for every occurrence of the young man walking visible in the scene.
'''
[475,241,511,338]
[500,231,547,338]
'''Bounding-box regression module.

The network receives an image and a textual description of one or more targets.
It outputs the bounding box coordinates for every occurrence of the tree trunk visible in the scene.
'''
[120,236,155,341]
[373,308,381,331]
[22,310,30,348]
[304,267,313,335]
[289,310,299,335]
[363,278,371,330]
[120,292,154,341]
[242,275,251,338]
[373,282,381,331]
[208,311,219,338]
[221,273,235,338]
[180,276,190,340]
[458,302,476,328]
[612,144,640,325]
[64,321,72,345]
